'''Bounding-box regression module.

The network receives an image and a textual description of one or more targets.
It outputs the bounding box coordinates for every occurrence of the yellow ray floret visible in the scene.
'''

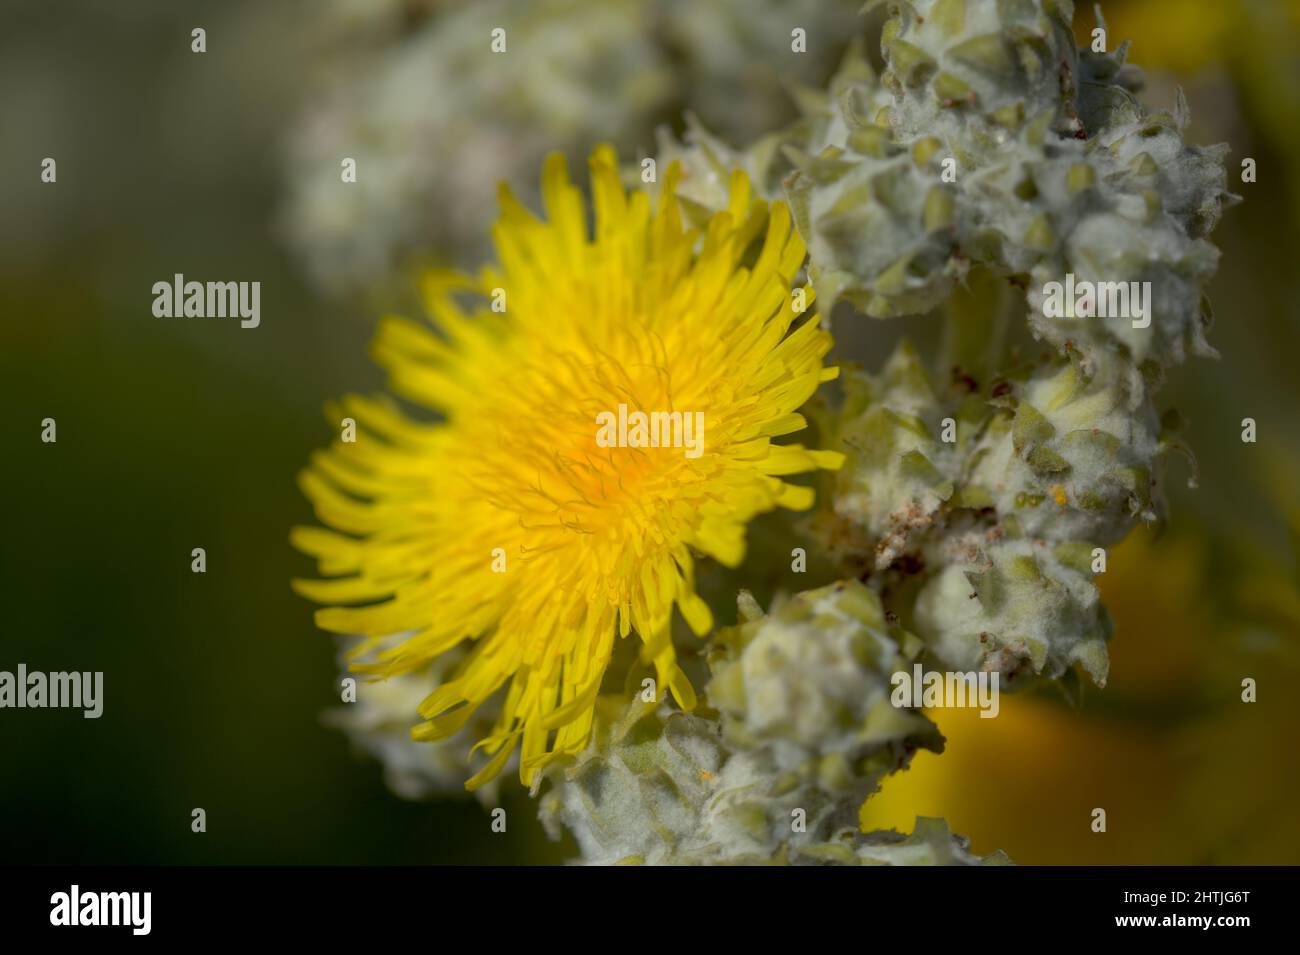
[292,145,843,789]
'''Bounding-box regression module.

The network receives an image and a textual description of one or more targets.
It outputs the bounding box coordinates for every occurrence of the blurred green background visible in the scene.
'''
[2,0,1298,864]
[1,0,566,864]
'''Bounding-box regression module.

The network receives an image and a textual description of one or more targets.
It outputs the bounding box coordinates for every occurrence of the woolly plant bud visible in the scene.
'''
[813,340,987,571]
[708,581,941,778]
[646,115,790,223]
[913,535,1112,687]
[964,352,1167,545]
[877,0,1085,151]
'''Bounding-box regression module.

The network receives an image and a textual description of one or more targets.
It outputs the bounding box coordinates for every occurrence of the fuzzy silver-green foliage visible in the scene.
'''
[811,339,1120,686]
[814,340,966,572]
[538,582,1014,865]
[817,337,1165,556]
[657,2,1235,366]
[780,1,1225,691]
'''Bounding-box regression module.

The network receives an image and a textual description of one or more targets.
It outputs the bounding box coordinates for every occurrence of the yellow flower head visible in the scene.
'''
[292,146,842,788]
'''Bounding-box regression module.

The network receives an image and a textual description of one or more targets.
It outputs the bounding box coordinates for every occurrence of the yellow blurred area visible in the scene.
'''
[861,695,1179,864]
[862,527,1300,863]
[1074,0,1300,75]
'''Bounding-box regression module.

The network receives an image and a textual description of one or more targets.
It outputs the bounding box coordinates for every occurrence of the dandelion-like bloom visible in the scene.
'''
[292,146,841,788]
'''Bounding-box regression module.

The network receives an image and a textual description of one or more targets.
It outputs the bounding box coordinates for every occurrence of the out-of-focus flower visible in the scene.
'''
[278,0,864,295]
[293,146,841,789]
